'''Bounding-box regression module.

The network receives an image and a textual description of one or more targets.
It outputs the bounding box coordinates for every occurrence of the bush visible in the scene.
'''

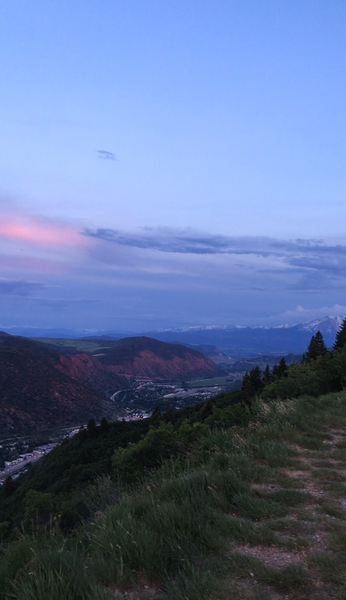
[112,423,185,481]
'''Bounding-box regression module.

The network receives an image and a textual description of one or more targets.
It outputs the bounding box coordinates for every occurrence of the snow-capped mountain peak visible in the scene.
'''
[296,315,345,334]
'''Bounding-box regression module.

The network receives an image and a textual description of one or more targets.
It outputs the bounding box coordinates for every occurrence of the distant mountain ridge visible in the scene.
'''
[2,316,345,356]
[145,316,345,355]
[154,315,345,334]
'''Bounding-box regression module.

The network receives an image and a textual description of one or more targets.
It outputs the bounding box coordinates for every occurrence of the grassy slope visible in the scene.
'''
[2,392,346,599]
[0,392,243,531]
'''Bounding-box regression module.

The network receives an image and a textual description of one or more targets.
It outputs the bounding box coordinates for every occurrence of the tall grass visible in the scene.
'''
[0,537,111,600]
[2,391,346,598]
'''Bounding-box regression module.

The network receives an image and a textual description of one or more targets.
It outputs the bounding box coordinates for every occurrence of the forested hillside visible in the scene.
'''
[0,333,110,434]
[241,319,346,403]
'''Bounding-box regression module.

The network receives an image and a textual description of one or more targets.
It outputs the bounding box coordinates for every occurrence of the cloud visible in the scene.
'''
[0,280,48,296]
[0,211,88,248]
[274,304,346,325]
[83,227,346,291]
[83,227,279,255]
[83,227,346,262]
[2,212,346,330]
[96,150,116,160]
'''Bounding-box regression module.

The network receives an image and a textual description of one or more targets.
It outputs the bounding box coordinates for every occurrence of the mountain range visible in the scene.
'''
[146,316,345,355]
[2,316,343,355]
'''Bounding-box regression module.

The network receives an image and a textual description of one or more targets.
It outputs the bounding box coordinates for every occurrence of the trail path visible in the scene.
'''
[228,427,346,599]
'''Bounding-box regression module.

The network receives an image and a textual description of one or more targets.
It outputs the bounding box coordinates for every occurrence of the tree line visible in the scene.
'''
[241,317,346,403]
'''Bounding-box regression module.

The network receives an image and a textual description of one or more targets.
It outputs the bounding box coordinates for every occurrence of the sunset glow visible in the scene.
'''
[0,215,86,248]
[1,2,346,331]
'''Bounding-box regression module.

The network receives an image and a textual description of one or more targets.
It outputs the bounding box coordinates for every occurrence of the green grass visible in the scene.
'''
[261,563,311,593]
[255,439,298,468]
[0,538,111,600]
[312,468,345,481]
[3,391,346,599]
[318,502,346,519]
[335,439,346,449]
[265,488,312,506]
[309,553,346,585]
[166,566,227,600]
[266,517,311,535]
[313,459,341,468]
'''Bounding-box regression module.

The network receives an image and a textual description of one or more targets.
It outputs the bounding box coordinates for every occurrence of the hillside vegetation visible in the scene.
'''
[1,322,346,599]
[0,333,110,434]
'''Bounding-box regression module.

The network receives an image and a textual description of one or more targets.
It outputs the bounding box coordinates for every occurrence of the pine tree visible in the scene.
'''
[87,418,96,432]
[334,317,346,350]
[241,372,255,406]
[273,357,288,379]
[150,405,162,426]
[249,366,262,393]
[241,367,263,406]
[306,331,328,361]
[100,417,109,431]
[262,364,272,385]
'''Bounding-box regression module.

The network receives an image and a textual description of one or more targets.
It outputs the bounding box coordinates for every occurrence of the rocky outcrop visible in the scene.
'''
[59,353,127,392]
[106,348,224,379]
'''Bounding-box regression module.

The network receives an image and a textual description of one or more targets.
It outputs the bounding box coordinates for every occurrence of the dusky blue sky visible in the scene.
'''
[1,1,346,331]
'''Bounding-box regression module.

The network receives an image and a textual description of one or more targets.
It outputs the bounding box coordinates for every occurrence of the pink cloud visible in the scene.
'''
[0,212,88,248]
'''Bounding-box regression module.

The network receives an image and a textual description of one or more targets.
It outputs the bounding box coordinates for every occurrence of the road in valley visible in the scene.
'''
[0,453,44,482]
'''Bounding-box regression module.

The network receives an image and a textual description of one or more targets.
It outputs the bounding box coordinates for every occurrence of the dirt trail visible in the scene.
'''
[231,428,346,598]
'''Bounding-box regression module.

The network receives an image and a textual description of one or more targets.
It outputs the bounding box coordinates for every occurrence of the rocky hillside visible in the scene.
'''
[58,353,127,394]
[0,333,113,434]
[56,336,225,381]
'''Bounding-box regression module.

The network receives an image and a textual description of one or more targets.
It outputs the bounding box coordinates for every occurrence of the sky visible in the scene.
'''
[1,0,346,332]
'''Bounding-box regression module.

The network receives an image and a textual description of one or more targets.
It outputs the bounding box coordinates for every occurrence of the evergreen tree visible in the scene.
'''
[262,364,272,385]
[241,371,250,391]
[305,331,328,361]
[100,417,109,431]
[241,367,263,406]
[241,372,255,406]
[1,475,16,499]
[87,418,96,432]
[334,317,346,350]
[150,405,162,426]
[315,330,327,355]
[273,357,288,379]
[249,366,262,393]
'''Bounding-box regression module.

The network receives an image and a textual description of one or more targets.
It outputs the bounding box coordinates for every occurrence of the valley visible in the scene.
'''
[108,376,238,420]
[0,329,305,435]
